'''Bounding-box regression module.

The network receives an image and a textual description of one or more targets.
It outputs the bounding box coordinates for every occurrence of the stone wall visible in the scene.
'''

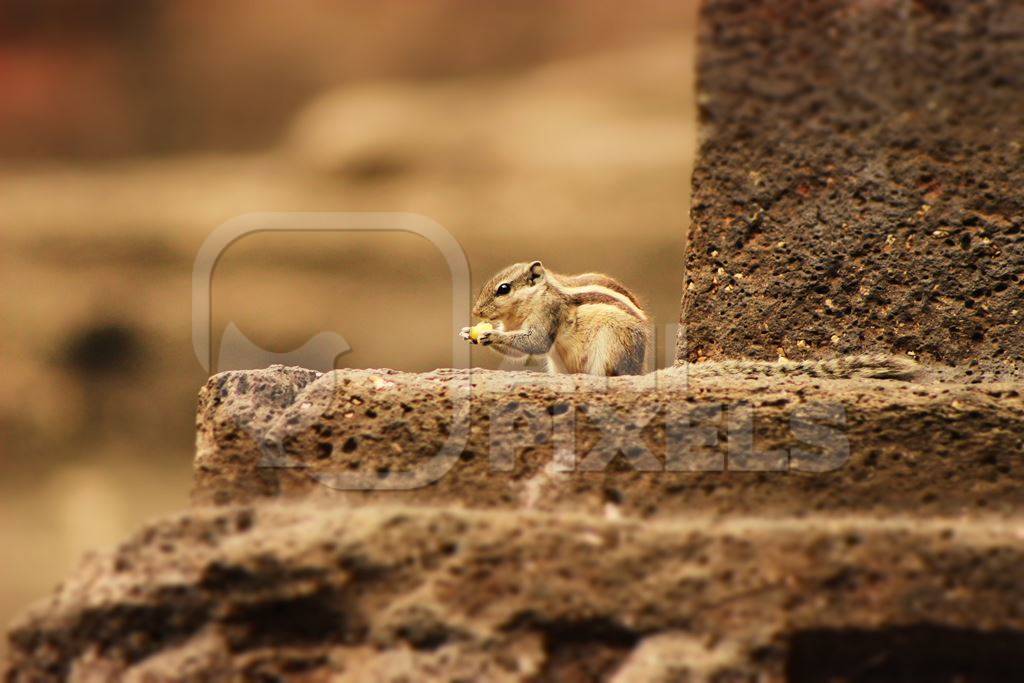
[681,0,1024,376]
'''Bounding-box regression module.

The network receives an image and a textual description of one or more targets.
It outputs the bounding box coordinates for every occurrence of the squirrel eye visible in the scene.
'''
[496,283,511,296]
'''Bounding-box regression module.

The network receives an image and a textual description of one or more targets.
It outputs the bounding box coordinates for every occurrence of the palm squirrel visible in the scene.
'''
[461,261,650,375]
[461,260,921,381]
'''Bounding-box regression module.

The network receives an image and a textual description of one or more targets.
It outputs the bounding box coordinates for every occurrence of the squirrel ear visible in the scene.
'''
[528,260,545,284]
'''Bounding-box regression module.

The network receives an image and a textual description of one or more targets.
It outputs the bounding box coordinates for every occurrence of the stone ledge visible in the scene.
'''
[193,365,1024,516]
[7,503,1024,681]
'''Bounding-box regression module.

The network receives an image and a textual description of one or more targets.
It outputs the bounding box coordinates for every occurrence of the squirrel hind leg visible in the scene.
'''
[605,327,649,376]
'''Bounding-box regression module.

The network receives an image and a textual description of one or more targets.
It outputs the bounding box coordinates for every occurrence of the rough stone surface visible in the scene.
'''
[9,503,1024,682]
[194,365,324,503]
[194,366,1024,516]
[681,0,1024,375]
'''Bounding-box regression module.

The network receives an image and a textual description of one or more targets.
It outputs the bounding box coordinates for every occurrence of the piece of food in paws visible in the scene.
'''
[468,321,494,342]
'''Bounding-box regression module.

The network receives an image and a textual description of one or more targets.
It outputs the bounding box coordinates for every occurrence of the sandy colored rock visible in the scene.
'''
[681,0,1024,376]
[193,365,1024,516]
[8,503,1024,681]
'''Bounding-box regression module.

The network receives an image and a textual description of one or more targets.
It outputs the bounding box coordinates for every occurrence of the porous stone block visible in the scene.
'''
[682,0,1024,377]
[193,366,1024,517]
[8,504,1024,681]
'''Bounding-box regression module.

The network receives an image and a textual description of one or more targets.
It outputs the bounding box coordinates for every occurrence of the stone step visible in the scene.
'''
[194,365,1024,516]
[8,503,1024,681]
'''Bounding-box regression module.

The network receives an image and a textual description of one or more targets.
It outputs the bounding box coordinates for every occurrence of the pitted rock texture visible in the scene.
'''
[681,0,1024,375]
[194,365,324,502]
[193,366,1024,516]
[8,503,1024,682]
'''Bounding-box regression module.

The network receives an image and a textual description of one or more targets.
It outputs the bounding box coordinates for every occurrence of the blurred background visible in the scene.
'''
[0,0,697,639]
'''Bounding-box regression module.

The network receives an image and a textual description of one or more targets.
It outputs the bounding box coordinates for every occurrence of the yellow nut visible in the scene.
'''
[469,322,494,341]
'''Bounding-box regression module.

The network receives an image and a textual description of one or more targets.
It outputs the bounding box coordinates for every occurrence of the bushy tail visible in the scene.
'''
[685,354,922,381]
[793,354,922,380]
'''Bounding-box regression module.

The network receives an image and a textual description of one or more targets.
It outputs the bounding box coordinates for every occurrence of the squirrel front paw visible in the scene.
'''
[475,329,498,346]
[461,322,496,345]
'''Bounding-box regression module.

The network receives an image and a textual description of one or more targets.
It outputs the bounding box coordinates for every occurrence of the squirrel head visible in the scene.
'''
[472,260,547,322]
